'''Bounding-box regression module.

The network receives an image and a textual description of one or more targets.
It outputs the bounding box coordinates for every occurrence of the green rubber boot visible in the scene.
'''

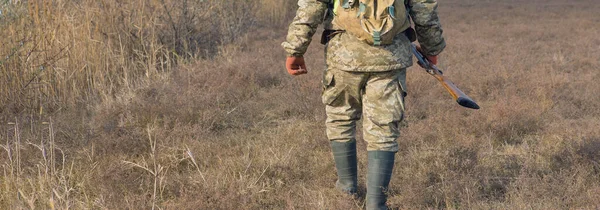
[330,141,358,194]
[366,151,395,210]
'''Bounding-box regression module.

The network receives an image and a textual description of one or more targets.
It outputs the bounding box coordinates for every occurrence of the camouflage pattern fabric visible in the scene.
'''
[408,0,446,56]
[283,0,444,152]
[282,0,446,72]
[325,31,413,72]
[281,0,328,58]
[322,68,406,152]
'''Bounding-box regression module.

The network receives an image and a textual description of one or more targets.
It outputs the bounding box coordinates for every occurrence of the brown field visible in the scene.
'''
[1,0,599,209]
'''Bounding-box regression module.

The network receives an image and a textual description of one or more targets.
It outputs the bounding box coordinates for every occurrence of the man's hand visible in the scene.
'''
[415,46,439,65]
[286,56,308,76]
[425,54,438,65]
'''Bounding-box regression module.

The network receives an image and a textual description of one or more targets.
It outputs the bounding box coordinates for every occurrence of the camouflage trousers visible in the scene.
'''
[322,67,407,152]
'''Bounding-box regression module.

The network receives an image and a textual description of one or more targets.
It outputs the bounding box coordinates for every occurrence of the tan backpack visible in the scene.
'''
[331,0,411,46]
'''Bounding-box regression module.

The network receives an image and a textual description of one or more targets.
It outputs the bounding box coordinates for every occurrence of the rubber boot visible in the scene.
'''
[330,141,358,194]
[366,151,395,210]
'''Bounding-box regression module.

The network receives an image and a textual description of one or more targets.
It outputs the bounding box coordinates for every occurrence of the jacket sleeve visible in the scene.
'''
[282,0,328,57]
[408,0,446,56]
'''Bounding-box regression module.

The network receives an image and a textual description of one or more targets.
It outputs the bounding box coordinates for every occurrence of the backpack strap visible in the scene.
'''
[342,0,352,9]
[373,31,382,46]
[358,2,366,17]
[388,6,396,19]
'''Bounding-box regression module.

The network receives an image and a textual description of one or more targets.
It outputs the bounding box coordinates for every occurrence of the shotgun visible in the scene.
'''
[411,44,480,109]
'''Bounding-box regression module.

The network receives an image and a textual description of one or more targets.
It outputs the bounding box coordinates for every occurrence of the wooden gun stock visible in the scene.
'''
[428,65,480,109]
[411,44,480,110]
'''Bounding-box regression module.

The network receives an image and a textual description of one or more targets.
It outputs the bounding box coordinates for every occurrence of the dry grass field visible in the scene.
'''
[1,0,599,209]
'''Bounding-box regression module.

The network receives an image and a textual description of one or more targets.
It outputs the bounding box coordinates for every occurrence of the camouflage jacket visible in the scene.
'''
[282,0,446,72]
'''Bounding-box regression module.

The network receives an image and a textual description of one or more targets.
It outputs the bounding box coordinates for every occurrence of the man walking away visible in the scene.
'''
[282,0,445,209]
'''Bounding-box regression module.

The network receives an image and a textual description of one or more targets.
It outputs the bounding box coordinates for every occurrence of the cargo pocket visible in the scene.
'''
[397,69,407,97]
[395,70,406,121]
[396,81,406,120]
[397,69,407,110]
[321,70,343,106]
[367,71,405,126]
[373,82,405,125]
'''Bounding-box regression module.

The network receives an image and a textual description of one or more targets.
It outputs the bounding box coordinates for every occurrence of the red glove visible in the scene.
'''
[286,56,308,76]
[415,46,439,65]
